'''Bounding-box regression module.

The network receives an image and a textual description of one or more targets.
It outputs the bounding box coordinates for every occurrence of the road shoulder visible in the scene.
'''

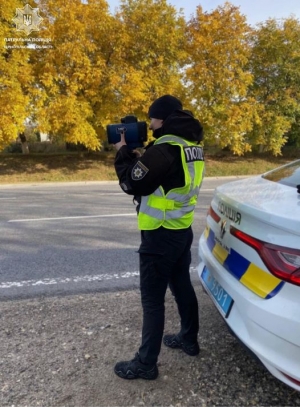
[1,288,299,406]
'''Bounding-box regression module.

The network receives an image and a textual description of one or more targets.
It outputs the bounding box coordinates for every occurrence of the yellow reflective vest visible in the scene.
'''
[138,135,205,230]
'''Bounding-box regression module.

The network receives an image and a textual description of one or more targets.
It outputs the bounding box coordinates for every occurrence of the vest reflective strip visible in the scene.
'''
[167,186,200,202]
[139,135,203,225]
[157,136,196,185]
[155,135,200,205]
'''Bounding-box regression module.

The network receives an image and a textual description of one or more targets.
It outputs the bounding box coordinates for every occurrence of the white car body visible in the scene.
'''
[198,160,300,391]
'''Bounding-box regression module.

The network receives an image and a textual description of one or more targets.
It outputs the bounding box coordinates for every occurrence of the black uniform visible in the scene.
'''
[114,110,204,365]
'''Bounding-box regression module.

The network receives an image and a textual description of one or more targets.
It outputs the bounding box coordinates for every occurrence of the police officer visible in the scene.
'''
[113,95,205,380]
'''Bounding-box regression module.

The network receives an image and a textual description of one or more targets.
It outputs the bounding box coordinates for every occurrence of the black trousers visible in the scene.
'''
[137,226,199,365]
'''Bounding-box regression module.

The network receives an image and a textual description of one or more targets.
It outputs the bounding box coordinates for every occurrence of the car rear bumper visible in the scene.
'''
[198,233,300,391]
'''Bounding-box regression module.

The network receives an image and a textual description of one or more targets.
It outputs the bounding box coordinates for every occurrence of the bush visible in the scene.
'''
[1,141,68,154]
[28,142,67,154]
[2,142,22,154]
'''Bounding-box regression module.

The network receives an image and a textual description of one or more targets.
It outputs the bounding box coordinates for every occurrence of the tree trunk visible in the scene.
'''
[19,133,30,154]
[21,141,30,154]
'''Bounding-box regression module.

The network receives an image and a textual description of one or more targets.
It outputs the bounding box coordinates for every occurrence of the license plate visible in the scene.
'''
[201,266,233,318]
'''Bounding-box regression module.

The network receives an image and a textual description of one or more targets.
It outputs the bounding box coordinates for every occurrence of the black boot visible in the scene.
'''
[114,353,159,380]
[163,334,200,356]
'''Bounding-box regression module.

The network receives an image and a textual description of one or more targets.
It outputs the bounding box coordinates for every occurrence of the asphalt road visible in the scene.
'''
[2,177,300,405]
[0,177,242,300]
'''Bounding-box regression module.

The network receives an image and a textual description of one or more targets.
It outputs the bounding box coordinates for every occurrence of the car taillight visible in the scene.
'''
[231,227,300,286]
[208,206,221,223]
[281,372,300,387]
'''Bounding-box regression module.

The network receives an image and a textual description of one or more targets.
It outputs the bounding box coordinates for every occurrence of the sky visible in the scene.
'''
[107,0,300,26]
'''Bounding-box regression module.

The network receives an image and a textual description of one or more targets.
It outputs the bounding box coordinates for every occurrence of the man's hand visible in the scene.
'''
[113,132,127,151]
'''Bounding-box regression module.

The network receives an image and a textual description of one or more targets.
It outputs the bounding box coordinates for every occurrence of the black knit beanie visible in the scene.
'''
[148,95,183,120]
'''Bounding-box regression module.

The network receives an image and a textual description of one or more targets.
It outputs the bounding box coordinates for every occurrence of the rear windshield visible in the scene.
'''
[262,160,300,187]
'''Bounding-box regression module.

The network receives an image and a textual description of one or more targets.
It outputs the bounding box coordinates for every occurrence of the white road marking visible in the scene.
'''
[0,268,198,289]
[8,213,136,223]
[0,197,17,200]
[95,193,127,195]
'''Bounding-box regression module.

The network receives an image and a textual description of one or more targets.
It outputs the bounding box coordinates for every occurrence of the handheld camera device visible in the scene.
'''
[106,115,147,149]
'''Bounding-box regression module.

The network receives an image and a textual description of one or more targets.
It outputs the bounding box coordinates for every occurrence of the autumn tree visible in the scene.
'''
[3,0,299,155]
[0,0,34,149]
[247,17,300,155]
[30,0,119,150]
[184,2,255,155]
[31,0,187,150]
[113,0,186,120]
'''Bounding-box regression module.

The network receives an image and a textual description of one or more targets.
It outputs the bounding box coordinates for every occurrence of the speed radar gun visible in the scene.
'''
[106,115,148,149]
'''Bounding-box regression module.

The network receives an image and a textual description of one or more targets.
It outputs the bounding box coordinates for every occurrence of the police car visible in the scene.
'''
[198,159,300,391]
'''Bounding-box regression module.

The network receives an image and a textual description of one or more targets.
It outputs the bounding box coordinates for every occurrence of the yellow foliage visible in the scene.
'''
[184,2,255,154]
[247,17,300,154]
[0,0,35,148]
[1,0,299,154]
